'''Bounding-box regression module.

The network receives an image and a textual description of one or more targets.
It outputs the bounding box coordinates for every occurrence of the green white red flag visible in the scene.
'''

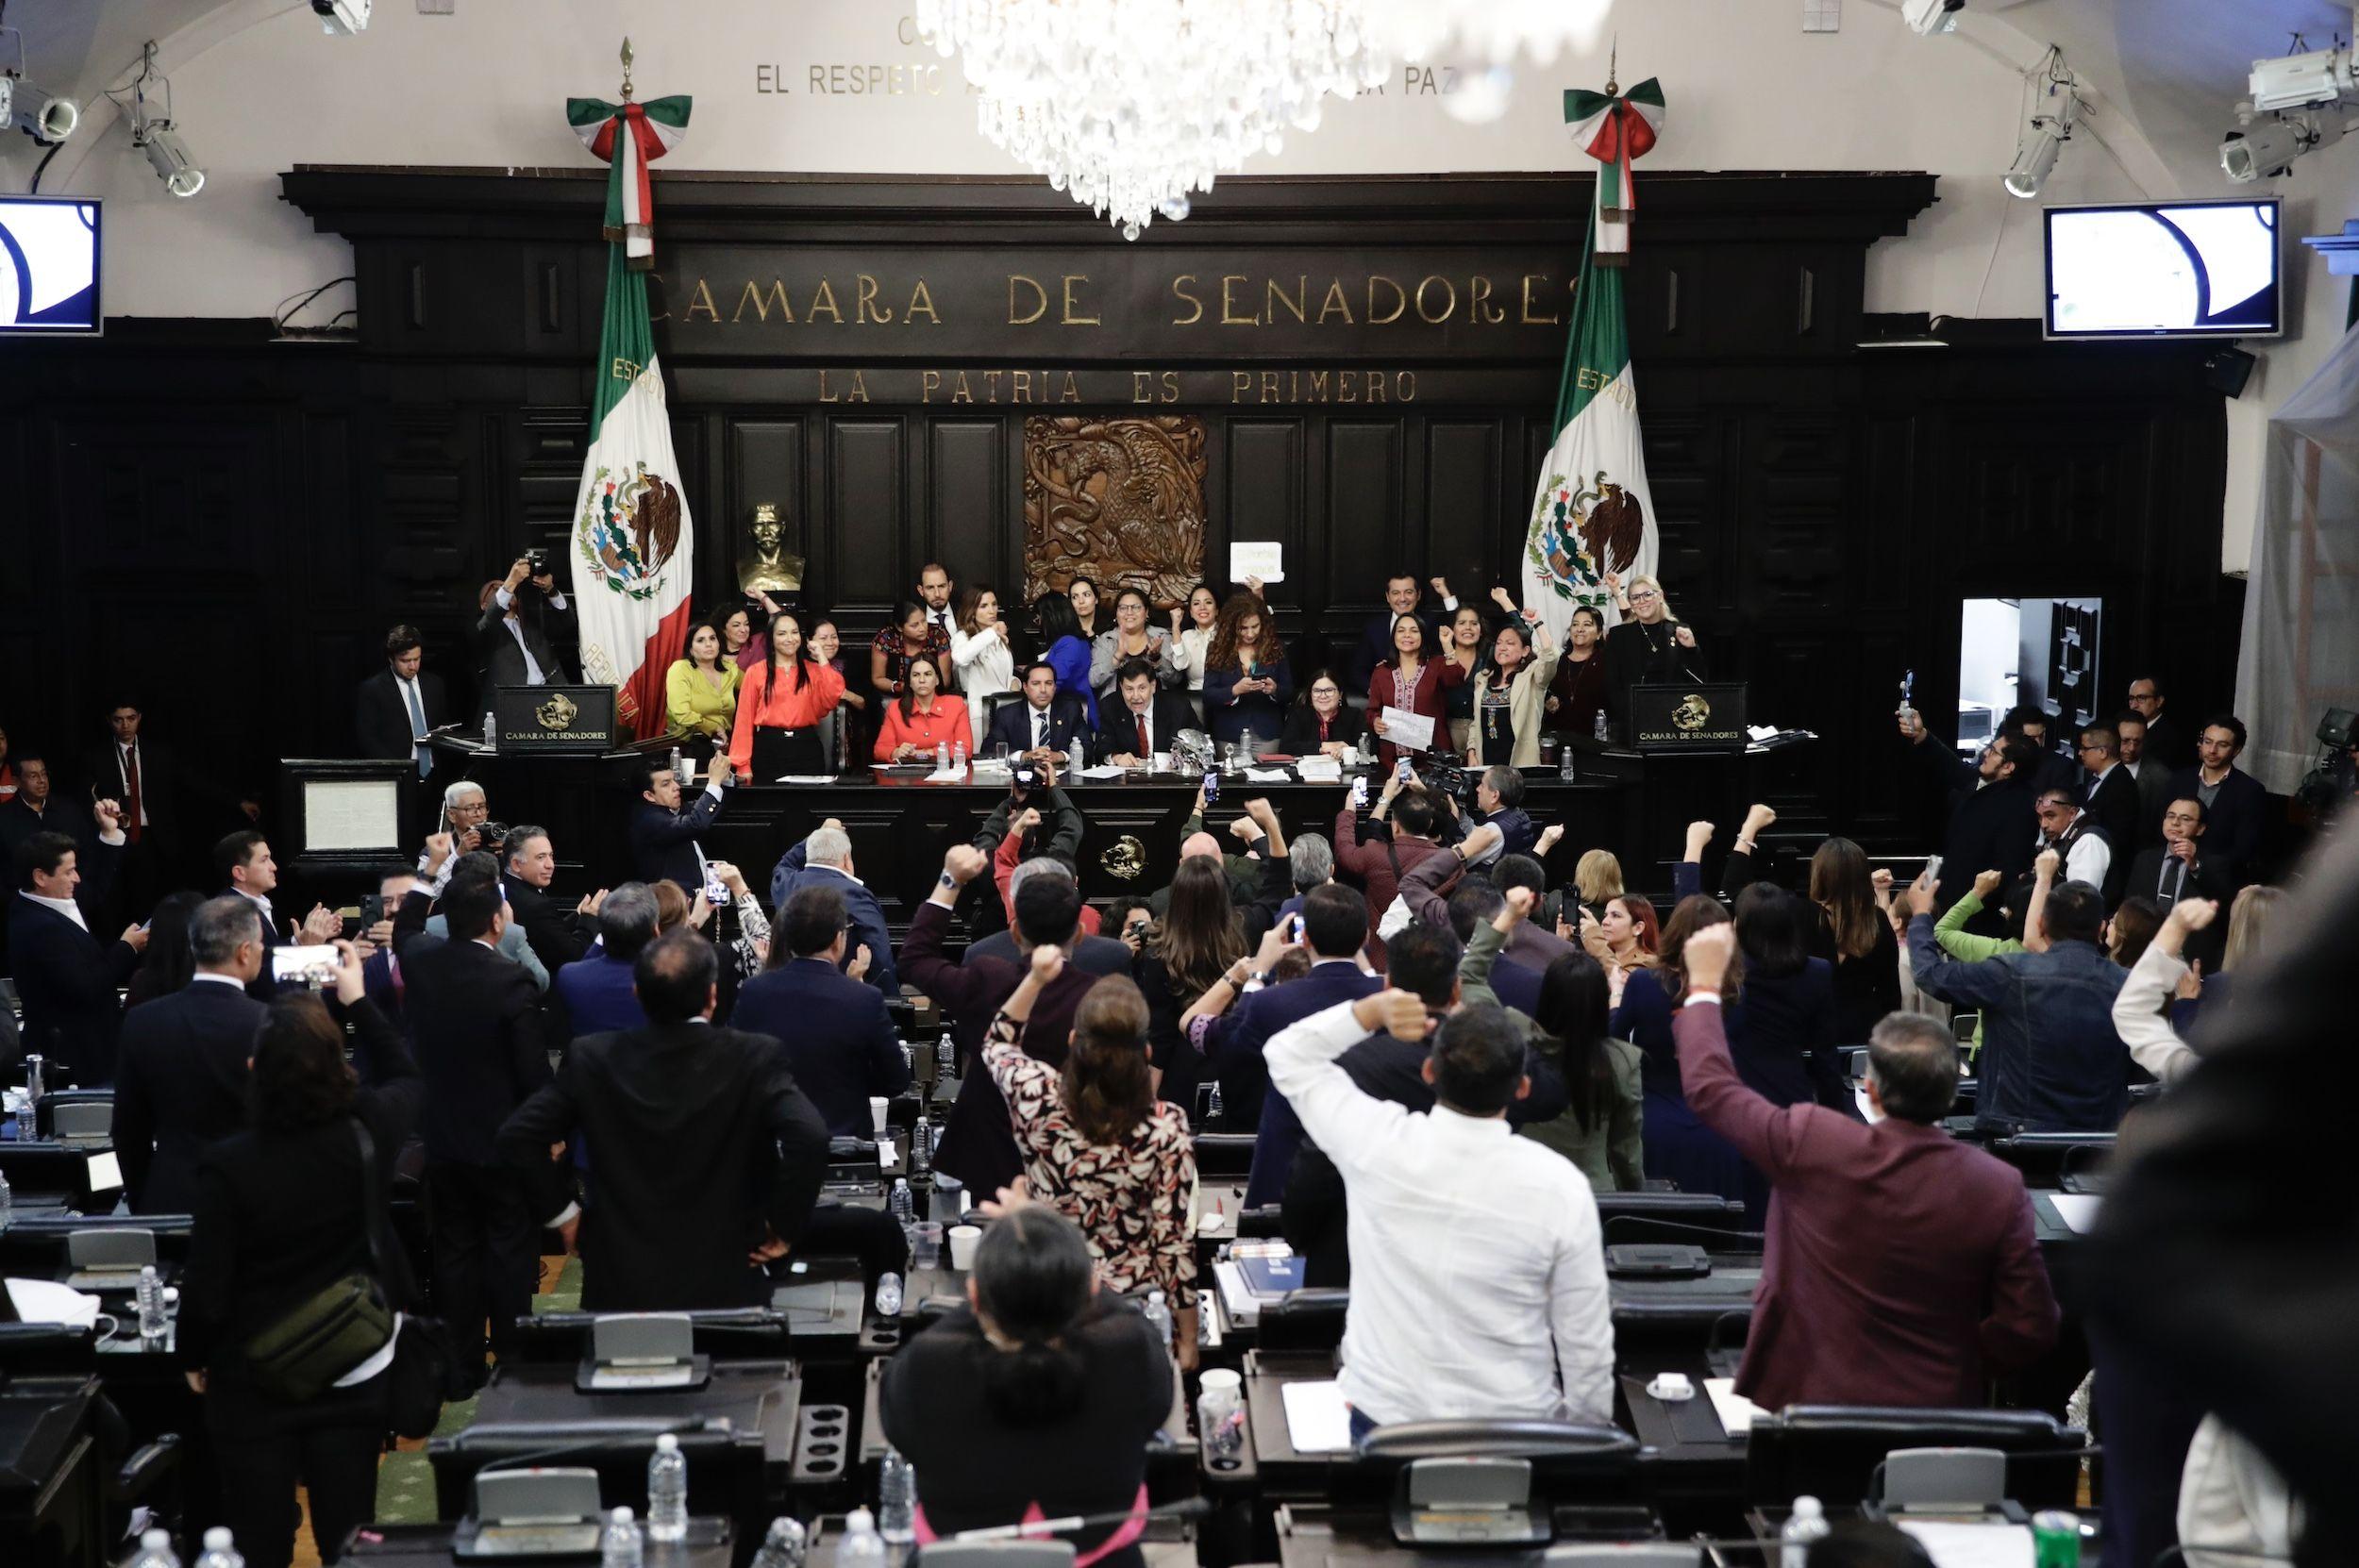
[1563,76,1664,264]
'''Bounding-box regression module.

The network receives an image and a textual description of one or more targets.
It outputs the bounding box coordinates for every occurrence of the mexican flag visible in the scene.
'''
[566,95,694,740]
[1521,79,1664,641]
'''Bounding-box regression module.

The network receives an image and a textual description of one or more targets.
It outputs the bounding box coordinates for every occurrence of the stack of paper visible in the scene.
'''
[1280,1379,1354,1453]
[1704,1377,1765,1434]
[1294,757,1344,781]
[1246,768,1293,783]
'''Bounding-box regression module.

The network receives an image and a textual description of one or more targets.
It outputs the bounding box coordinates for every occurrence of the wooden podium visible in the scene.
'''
[492,684,619,754]
[1629,682,1749,754]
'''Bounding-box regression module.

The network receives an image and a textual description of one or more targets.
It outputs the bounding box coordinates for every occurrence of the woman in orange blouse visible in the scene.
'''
[872,654,972,763]
[729,610,848,778]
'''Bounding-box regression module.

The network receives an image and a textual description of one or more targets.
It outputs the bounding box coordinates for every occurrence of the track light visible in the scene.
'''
[138,121,204,197]
[311,0,373,35]
[2003,50,2083,200]
[2249,39,2357,113]
[1901,0,1965,38]
[0,75,80,142]
[2223,107,2347,181]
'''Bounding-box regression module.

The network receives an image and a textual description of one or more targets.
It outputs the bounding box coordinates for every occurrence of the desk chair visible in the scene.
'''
[1742,1407,2083,1514]
[30,1089,110,1141]
[1986,1132,2115,1191]
[1359,1421,1642,1513]
[1543,1548,1698,1566]
[1258,1288,1349,1352]
[499,1309,794,1366]
[0,1143,109,1209]
[1193,1132,1257,1179]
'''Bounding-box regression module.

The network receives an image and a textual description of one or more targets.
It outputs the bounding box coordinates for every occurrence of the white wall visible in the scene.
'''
[3,0,2276,567]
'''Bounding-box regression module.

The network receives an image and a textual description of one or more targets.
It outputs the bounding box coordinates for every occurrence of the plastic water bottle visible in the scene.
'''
[670,744,685,784]
[749,1518,808,1568]
[137,1264,167,1343]
[909,1115,932,1176]
[600,1506,643,1568]
[836,1507,887,1568]
[935,1031,956,1076]
[888,1177,915,1225]
[1067,734,1086,781]
[193,1526,245,1568]
[1594,709,1611,743]
[1781,1495,1829,1568]
[23,1054,42,1109]
[878,1446,917,1544]
[1559,745,1577,782]
[482,710,497,751]
[935,740,949,773]
[874,1272,904,1317]
[1141,1289,1174,1362]
[0,1170,13,1232]
[952,739,968,771]
[130,1528,181,1568]
[1240,725,1259,761]
[645,1433,688,1543]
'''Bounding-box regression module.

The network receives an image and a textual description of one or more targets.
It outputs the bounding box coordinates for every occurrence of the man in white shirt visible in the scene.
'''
[1263,988,1614,1434]
[2033,788,2112,905]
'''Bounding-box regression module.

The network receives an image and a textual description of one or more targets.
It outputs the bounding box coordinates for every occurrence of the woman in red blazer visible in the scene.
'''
[873,654,972,763]
[1366,611,1465,774]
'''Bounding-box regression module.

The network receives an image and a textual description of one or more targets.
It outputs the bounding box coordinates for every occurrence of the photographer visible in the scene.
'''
[474,554,576,715]
[974,759,1084,868]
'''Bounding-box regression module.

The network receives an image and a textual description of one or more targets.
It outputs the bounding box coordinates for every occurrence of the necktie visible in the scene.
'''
[1137,714,1150,758]
[1034,710,1046,749]
[123,745,143,843]
[403,679,430,777]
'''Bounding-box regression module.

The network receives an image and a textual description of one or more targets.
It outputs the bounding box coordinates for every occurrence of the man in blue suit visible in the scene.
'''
[111,895,270,1213]
[983,663,1091,762]
[1227,885,1382,1207]
[731,883,912,1136]
[551,882,661,1053]
[768,821,897,996]
[628,753,729,893]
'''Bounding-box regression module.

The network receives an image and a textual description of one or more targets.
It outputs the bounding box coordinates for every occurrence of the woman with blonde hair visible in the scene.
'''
[1600,572,1701,733]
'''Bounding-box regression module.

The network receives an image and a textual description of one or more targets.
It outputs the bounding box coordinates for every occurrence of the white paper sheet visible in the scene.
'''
[87,1150,124,1192]
[1230,542,1285,583]
[2048,1193,2104,1234]
[1379,707,1434,752]
[1281,1378,1355,1453]
[926,766,967,782]
[1079,765,1129,779]
[1704,1377,1765,1435]
[773,774,836,785]
[1294,757,1344,781]
[304,777,403,852]
[1896,1520,2035,1568]
[1246,768,1293,783]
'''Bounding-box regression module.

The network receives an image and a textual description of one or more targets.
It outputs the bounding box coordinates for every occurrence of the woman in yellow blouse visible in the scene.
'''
[665,617,743,747]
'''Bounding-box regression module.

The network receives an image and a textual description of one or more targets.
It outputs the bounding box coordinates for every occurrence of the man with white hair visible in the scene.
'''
[768,817,896,994]
[440,779,494,855]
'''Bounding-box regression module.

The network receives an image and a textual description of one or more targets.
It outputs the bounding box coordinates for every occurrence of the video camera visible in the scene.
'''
[1414,756,1480,806]
[2295,707,2358,817]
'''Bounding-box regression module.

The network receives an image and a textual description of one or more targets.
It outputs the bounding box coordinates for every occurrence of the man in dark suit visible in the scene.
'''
[767,821,897,995]
[501,825,595,977]
[473,557,577,714]
[2115,713,2175,849]
[2125,675,2196,774]
[2073,725,2140,906]
[8,809,143,1085]
[111,895,269,1214]
[731,884,912,1136]
[1675,925,2059,1408]
[2168,714,2267,888]
[984,663,1091,761]
[551,882,659,1054]
[85,701,259,921]
[357,624,450,782]
[216,829,342,1001]
[1397,834,1573,973]
[393,850,551,1390]
[963,859,1134,976]
[500,929,832,1312]
[628,752,729,893]
[1223,885,1381,1203]
[1347,573,1460,692]
[1899,716,2040,930]
[0,754,91,978]
[1093,660,1196,765]
[2124,797,2236,973]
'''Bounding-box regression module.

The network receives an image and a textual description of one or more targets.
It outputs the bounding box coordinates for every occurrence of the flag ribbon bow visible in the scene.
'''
[1563,76,1665,266]
[565,93,692,269]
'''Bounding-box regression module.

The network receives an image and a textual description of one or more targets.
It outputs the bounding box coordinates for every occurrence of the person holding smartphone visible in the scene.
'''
[473,556,576,715]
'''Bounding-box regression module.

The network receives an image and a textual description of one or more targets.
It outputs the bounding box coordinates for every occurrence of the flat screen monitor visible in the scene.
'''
[0,195,102,335]
[2044,198,2281,340]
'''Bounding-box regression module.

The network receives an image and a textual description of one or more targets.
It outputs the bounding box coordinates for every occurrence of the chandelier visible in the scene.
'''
[915,0,1611,239]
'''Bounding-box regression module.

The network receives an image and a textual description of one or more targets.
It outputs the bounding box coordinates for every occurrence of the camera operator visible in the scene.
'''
[474,553,576,715]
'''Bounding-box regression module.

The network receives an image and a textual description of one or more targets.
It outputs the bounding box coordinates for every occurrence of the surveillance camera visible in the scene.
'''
[311,0,373,35]
[0,75,80,142]
[1901,0,1965,37]
[2250,44,2355,113]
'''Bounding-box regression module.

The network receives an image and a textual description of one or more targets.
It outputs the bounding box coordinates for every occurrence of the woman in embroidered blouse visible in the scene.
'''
[984,948,1199,1370]
[872,654,972,763]
[950,584,1018,753]
[872,599,954,702]
[1466,612,1562,771]
[1088,587,1180,697]
[728,610,846,777]
[1366,610,1466,774]
[1166,583,1222,721]
[664,617,743,745]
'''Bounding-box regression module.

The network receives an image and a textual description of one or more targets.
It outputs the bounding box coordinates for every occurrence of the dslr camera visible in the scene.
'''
[523,547,551,578]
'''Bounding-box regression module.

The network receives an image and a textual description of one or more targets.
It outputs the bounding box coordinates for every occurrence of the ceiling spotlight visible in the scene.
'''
[2003,117,2066,198]
[311,0,374,35]
[1901,0,1965,37]
[138,121,204,197]
[0,75,81,142]
[2250,39,2357,113]
[2223,107,2347,181]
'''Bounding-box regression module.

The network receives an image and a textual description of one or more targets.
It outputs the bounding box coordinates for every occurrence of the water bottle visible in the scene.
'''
[0,1170,13,1231]
[1240,725,1259,761]
[935,740,949,773]
[130,1528,181,1568]
[137,1264,167,1343]
[23,1054,42,1109]
[935,1030,956,1077]
[1594,709,1610,743]
[888,1177,915,1226]
[1140,1289,1174,1363]
[874,1272,904,1317]
[836,1507,887,1568]
[1067,734,1086,781]
[1559,745,1578,782]
[670,744,685,784]
[645,1433,688,1543]
[1357,730,1375,766]
[878,1446,917,1544]
[482,710,497,751]
[1781,1495,1830,1568]
[910,1115,932,1176]
[952,739,968,771]
[193,1526,245,1568]
[600,1507,644,1568]
[749,1517,808,1568]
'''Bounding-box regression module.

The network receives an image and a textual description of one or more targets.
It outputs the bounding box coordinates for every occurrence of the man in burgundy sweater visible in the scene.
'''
[1674,923,2060,1410]
[1331,774,1447,972]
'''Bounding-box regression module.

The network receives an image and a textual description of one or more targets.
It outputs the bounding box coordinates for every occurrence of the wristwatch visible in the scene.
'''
[937,871,958,892]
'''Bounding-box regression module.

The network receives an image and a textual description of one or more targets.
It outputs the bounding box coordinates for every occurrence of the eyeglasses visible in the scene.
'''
[1627,590,1660,604]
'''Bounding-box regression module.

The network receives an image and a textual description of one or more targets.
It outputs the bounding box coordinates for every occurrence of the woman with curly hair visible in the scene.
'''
[1198,592,1293,747]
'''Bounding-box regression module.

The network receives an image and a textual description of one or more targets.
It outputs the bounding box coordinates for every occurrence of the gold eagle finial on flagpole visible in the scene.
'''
[1604,36,1618,97]
[619,37,635,102]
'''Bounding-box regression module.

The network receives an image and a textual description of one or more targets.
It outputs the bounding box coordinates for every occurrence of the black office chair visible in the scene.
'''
[498,1309,795,1366]
[1985,1132,2116,1191]
[1356,1421,1643,1511]
[1257,1287,1349,1352]
[0,1143,102,1209]
[1743,1406,2085,1513]
[1191,1132,1257,1178]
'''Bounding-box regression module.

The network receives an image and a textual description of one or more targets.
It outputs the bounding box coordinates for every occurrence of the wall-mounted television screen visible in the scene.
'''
[0,195,102,335]
[2044,198,2281,340]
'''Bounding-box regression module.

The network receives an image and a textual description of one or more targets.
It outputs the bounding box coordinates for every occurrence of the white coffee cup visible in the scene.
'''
[947,1224,982,1271]
[1647,1372,1696,1402]
[1198,1368,1242,1395]
[868,1096,891,1136]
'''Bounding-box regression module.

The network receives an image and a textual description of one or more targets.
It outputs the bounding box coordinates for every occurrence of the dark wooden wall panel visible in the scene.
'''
[1323,421,1406,614]
[927,418,1007,588]
[827,417,907,614]
[1426,419,1502,595]
[1226,418,1305,596]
